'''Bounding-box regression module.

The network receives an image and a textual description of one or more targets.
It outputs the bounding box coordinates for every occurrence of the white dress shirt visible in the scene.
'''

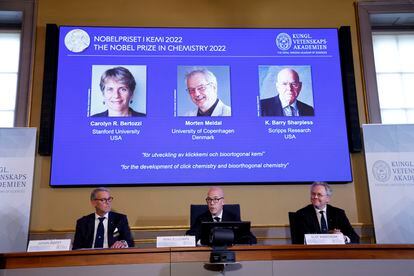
[211,210,223,222]
[314,206,328,230]
[282,101,299,116]
[314,206,350,243]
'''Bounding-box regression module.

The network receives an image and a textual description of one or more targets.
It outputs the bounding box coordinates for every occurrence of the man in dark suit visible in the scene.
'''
[293,182,359,244]
[260,68,314,116]
[72,187,134,250]
[186,186,256,245]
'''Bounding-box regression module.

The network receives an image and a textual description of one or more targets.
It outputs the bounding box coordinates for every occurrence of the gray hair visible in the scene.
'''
[90,187,110,200]
[184,68,218,88]
[100,66,136,93]
[311,182,332,197]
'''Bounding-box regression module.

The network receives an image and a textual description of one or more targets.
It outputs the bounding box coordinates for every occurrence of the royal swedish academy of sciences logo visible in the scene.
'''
[275,33,292,51]
[372,160,391,182]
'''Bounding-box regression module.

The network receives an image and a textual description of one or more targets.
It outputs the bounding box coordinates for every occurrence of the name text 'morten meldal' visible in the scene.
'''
[185,120,223,126]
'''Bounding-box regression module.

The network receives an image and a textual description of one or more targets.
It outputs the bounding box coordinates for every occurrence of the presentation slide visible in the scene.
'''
[50,26,352,186]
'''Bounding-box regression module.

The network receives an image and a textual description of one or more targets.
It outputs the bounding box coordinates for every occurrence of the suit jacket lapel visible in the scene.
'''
[222,210,231,221]
[326,205,335,228]
[86,214,95,248]
[308,205,321,233]
[275,96,284,116]
[202,211,214,222]
[107,212,115,246]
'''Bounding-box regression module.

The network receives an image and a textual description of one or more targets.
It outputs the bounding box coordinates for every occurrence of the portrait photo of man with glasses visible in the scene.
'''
[176,66,232,117]
[259,65,314,117]
[72,187,134,249]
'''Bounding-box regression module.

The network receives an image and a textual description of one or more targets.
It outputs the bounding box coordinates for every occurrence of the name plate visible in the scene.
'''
[304,234,345,245]
[156,236,196,248]
[27,239,72,252]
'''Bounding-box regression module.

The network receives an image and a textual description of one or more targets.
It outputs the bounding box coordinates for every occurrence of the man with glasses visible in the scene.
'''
[260,67,314,116]
[184,68,231,116]
[293,182,359,244]
[72,187,134,249]
[186,186,256,244]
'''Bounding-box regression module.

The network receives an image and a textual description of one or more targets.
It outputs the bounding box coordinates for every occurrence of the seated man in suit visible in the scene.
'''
[186,186,256,245]
[294,182,359,244]
[72,187,134,250]
[260,68,314,117]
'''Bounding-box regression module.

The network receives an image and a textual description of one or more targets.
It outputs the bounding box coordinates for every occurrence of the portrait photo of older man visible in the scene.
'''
[259,66,314,117]
[177,66,232,117]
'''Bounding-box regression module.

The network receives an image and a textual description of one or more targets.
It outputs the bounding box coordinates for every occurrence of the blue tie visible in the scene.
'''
[290,106,296,116]
[94,217,105,248]
[320,211,328,233]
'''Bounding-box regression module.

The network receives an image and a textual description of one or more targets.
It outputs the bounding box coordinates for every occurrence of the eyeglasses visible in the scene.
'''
[186,83,212,95]
[311,193,327,198]
[94,197,114,203]
[279,82,301,88]
[206,197,223,204]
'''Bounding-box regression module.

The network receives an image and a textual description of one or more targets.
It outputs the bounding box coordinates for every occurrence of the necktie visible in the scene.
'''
[290,106,296,116]
[94,217,105,248]
[213,216,220,222]
[319,211,328,233]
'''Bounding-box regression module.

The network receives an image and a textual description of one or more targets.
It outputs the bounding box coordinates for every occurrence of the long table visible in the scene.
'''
[1,245,414,275]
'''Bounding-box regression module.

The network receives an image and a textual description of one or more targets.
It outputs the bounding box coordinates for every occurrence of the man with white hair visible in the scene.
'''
[293,182,359,244]
[185,68,231,116]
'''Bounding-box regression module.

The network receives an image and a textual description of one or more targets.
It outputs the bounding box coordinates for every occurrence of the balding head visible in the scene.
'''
[205,186,225,216]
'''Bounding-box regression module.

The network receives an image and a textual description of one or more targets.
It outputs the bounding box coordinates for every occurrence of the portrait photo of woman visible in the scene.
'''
[90,66,146,117]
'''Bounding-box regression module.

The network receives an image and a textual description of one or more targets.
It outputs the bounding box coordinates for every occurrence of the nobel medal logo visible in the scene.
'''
[372,160,391,182]
[64,29,91,53]
[275,33,292,51]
